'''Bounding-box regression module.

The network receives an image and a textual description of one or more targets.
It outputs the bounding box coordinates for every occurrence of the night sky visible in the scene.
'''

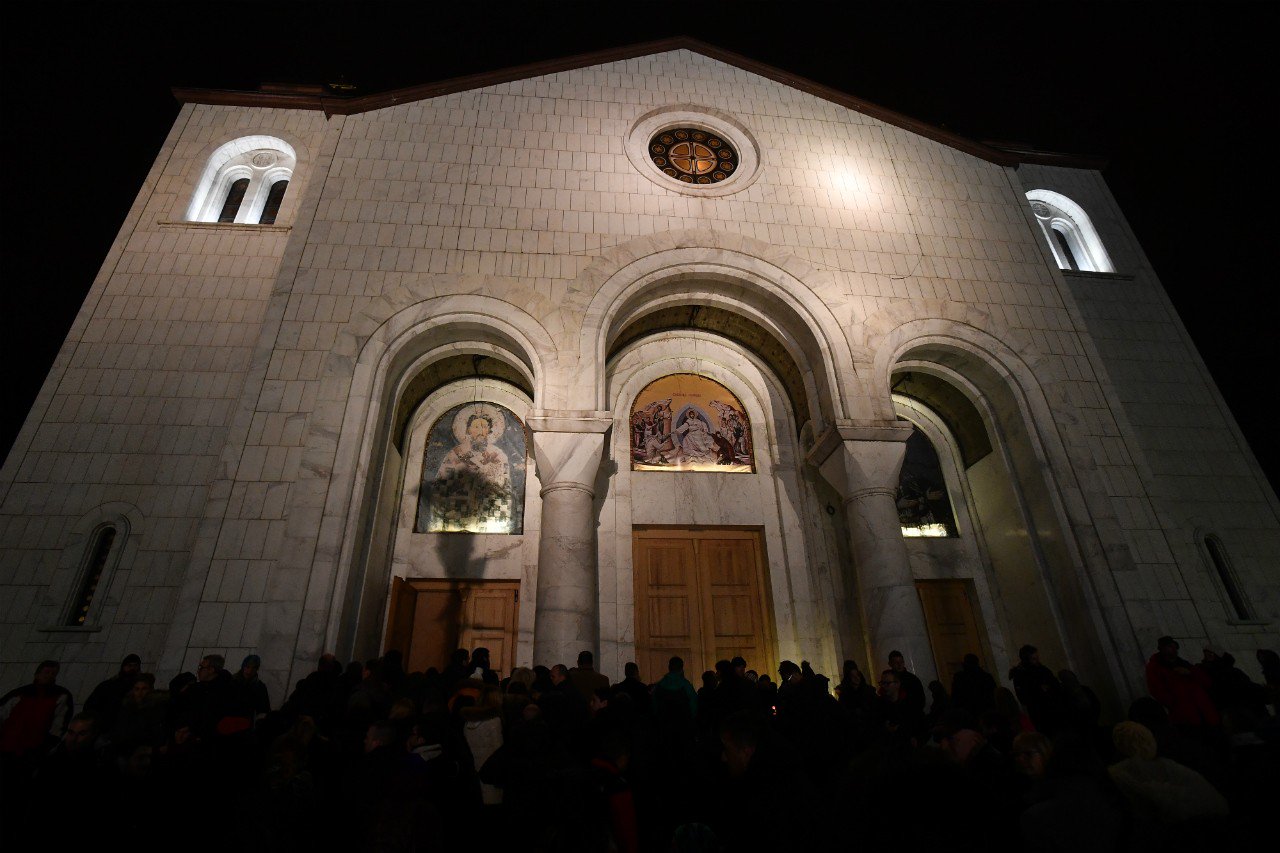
[3,4,1277,493]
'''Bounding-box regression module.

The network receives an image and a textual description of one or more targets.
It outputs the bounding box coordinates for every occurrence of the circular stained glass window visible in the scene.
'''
[649,127,737,185]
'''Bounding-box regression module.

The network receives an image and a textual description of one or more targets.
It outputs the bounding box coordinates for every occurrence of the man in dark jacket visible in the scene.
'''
[950,653,997,716]
[229,654,271,727]
[569,650,610,701]
[1009,645,1065,735]
[84,653,142,733]
[189,654,235,738]
[612,662,651,715]
[888,650,927,716]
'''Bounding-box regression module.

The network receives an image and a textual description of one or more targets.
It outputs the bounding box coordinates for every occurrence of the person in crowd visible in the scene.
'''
[569,649,610,700]
[442,648,471,688]
[29,712,107,831]
[1257,648,1280,688]
[83,653,141,732]
[113,673,166,746]
[717,710,826,850]
[950,653,997,716]
[1198,647,1267,718]
[926,679,950,723]
[652,656,698,745]
[189,653,236,738]
[0,660,74,762]
[459,682,504,806]
[887,650,926,715]
[933,709,1023,850]
[281,652,345,727]
[1011,731,1052,780]
[1010,644,1065,735]
[1109,720,1229,852]
[1057,668,1102,737]
[876,669,924,742]
[229,654,271,729]
[589,733,640,853]
[466,647,497,684]
[613,661,652,715]
[1145,636,1220,735]
[1017,731,1124,852]
[836,660,875,708]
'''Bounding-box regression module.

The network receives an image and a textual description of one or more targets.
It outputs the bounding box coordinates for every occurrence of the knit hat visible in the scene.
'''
[122,653,142,665]
[1112,721,1158,760]
[241,654,262,669]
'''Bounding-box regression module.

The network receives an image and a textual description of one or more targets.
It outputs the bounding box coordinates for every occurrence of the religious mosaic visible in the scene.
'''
[415,402,527,534]
[897,426,958,537]
[648,127,737,184]
[630,374,754,473]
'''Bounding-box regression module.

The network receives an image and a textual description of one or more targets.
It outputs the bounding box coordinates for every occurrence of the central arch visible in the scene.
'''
[570,233,872,429]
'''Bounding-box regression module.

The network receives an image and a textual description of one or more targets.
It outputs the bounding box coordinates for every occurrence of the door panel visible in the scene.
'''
[633,528,774,682]
[385,579,519,676]
[916,579,985,681]
[634,536,701,682]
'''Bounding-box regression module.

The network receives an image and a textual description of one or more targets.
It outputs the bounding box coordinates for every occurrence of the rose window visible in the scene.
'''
[648,128,737,184]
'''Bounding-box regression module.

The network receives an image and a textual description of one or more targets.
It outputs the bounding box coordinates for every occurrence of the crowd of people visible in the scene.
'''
[1,637,1278,851]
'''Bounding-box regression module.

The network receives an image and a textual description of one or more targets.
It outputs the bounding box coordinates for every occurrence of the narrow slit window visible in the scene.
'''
[1053,227,1079,271]
[69,526,116,626]
[1205,535,1249,619]
[217,178,250,223]
[258,179,289,224]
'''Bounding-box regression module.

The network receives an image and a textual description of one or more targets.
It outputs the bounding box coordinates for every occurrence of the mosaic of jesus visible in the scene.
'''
[416,402,527,534]
[630,374,755,473]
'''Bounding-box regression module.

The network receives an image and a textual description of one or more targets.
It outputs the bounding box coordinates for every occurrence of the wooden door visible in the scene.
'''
[385,579,520,676]
[633,528,774,683]
[915,579,986,681]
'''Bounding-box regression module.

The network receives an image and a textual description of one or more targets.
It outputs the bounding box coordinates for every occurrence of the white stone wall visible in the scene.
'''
[1018,164,1280,667]
[0,104,332,696]
[2,48,1274,702]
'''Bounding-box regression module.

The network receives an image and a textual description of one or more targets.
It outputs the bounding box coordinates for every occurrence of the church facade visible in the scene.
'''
[2,41,1276,709]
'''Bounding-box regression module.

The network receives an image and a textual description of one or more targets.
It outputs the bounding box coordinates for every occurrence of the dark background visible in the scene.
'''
[3,3,1276,493]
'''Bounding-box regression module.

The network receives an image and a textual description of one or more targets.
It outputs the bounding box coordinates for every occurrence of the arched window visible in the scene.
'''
[1025,189,1115,273]
[217,178,250,223]
[1203,534,1250,619]
[258,179,289,224]
[66,525,117,626]
[897,426,958,537]
[187,135,297,224]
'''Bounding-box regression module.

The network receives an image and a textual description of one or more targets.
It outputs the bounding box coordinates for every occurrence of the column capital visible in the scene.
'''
[805,420,913,469]
[810,422,914,502]
[532,429,608,496]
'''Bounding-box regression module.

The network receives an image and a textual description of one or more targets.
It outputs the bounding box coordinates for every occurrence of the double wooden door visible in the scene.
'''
[915,578,987,680]
[633,527,775,683]
[385,578,519,676]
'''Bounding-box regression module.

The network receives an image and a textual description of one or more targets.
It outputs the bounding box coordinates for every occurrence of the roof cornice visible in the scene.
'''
[171,36,1106,170]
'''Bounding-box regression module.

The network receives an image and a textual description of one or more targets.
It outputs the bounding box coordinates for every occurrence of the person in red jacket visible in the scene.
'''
[1145,636,1219,733]
[0,660,73,760]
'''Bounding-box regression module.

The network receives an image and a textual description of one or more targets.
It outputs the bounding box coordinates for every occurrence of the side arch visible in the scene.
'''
[874,316,1146,702]
[282,292,556,666]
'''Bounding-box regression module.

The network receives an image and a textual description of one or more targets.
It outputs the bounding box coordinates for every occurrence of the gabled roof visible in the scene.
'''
[172,36,1104,169]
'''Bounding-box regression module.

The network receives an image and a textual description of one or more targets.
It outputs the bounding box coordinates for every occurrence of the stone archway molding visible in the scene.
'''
[279,291,556,673]
[570,230,869,426]
[872,313,1147,700]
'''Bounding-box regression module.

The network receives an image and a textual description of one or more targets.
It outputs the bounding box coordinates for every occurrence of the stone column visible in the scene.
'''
[811,423,934,679]
[529,413,611,668]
